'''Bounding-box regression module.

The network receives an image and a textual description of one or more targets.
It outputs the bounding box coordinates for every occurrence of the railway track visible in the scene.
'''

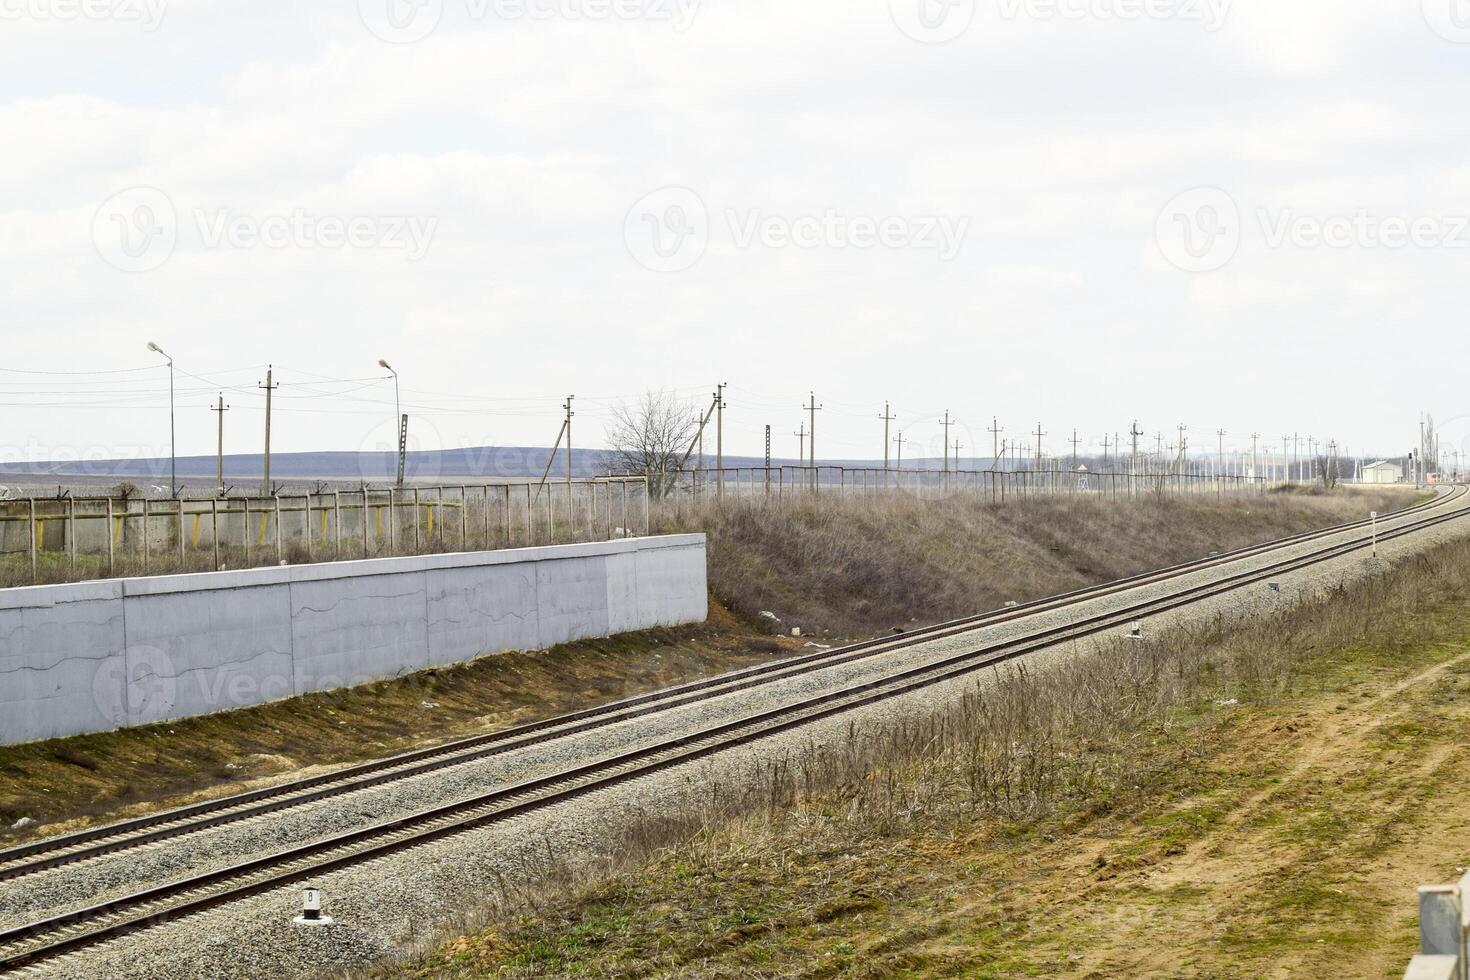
[0,488,1453,885]
[0,486,1464,973]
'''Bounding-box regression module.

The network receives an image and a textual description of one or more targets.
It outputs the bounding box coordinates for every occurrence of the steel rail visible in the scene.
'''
[1,488,1464,973]
[0,487,1457,885]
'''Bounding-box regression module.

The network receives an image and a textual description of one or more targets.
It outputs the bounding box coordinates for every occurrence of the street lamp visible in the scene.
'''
[147,342,177,498]
[379,359,403,487]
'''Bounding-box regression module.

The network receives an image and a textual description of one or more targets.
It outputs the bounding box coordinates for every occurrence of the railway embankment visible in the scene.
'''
[0,488,1417,847]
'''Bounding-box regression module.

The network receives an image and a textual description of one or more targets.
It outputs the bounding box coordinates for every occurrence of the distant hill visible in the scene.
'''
[0,447,989,488]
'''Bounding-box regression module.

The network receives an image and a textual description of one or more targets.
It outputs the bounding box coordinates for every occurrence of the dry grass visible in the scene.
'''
[390,531,1470,980]
[656,487,1415,638]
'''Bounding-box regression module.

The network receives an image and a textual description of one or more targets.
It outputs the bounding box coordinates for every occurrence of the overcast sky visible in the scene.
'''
[2,0,1468,468]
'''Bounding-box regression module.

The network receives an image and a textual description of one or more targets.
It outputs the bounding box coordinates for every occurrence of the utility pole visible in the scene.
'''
[893,431,906,474]
[1034,422,1047,473]
[940,411,954,475]
[794,422,806,464]
[989,417,1004,472]
[210,394,230,495]
[146,342,177,498]
[1216,429,1226,479]
[1102,434,1111,470]
[954,439,964,471]
[1177,423,1188,475]
[1281,435,1290,485]
[1069,429,1080,471]
[803,393,823,489]
[563,395,576,491]
[1130,421,1143,477]
[764,425,772,494]
[534,398,577,500]
[259,366,279,496]
[880,402,896,474]
[714,383,727,499]
[1250,432,1261,485]
[379,359,403,488]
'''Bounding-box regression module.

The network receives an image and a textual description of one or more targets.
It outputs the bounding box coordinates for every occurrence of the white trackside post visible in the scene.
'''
[294,887,334,926]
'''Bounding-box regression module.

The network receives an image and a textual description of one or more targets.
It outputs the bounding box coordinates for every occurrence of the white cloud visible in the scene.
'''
[0,0,1464,469]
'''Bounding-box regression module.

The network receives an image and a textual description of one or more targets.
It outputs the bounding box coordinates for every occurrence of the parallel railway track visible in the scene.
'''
[1,485,1464,973]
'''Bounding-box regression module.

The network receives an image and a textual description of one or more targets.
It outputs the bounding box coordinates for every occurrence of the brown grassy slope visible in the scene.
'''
[659,487,1414,638]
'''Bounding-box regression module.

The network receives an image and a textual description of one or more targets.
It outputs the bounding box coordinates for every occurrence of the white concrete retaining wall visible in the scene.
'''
[0,534,707,746]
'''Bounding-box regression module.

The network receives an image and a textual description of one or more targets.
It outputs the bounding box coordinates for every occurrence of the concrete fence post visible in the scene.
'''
[28,498,37,584]
[387,488,397,555]
[177,499,185,566]
[334,492,342,557]
[488,484,499,552]
[501,485,510,547]
[106,497,116,577]
[242,499,252,565]
[303,495,313,563]
[361,490,370,559]
[413,488,422,552]
[459,486,468,547]
[274,495,283,563]
[211,498,221,571]
[1417,884,1465,972]
[67,496,77,578]
[141,498,150,574]
[524,484,532,545]
[1406,956,1462,980]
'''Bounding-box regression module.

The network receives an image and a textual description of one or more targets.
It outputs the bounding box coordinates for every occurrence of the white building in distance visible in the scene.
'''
[1360,460,1404,484]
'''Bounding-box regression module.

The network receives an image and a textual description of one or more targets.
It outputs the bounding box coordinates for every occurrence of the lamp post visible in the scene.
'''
[147,342,176,498]
[379,359,403,487]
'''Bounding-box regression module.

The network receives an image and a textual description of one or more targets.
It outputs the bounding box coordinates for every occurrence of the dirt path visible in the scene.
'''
[996,646,1470,978]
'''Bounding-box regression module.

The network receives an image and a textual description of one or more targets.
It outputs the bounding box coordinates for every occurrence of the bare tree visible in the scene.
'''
[1314,453,1340,489]
[605,390,701,498]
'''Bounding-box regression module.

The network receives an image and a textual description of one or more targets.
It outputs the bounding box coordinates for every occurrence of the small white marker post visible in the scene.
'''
[1371,511,1378,558]
[294,887,334,927]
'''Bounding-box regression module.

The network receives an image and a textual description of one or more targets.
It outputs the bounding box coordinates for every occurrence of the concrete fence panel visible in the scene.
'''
[0,534,707,746]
